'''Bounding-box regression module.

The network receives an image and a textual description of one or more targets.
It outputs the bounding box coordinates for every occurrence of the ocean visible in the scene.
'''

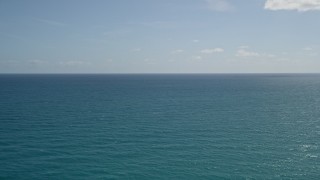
[0,74,319,179]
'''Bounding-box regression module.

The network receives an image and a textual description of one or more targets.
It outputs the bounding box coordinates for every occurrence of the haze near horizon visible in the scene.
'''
[1,0,320,73]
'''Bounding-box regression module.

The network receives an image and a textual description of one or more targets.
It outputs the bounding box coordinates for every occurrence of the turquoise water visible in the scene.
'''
[0,74,320,179]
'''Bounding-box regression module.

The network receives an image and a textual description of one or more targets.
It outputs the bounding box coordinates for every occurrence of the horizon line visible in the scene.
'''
[0,72,320,75]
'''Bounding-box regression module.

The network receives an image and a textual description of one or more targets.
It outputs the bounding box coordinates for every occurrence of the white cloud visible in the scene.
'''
[192,56,203,60]
[238,45,249,49]
[172,49,184,54]
[302,47,318,56]
[265,54,276,58]
[205,0,234,12]
[235,47,276,58]
[193,39,200,43]
[264,0,320,12]
[59,61,91,67]
[132,48,142,52]
[303,47,313,51]
[236,49,260,57]
[201,48,224,54]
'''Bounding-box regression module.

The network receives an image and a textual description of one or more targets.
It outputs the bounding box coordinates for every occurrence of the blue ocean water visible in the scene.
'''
[0,74,320,179]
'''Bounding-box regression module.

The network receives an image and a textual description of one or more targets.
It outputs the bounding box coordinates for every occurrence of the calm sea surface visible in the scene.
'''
[0,74,320,179]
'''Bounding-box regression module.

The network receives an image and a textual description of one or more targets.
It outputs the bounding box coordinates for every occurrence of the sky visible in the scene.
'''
[0,0,320,73]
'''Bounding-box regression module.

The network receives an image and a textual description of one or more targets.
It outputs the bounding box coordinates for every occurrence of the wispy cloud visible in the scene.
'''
[59,61,91,67]
[201,48,224,54]
[235,46,276,58]
[143,58,156,65]
[0,31,24,40]
[172,49,184,54]
[0,60,19,65]
[35,18,67,26]
[132,48,142,52]
[28,59,46,65]
[236,46,260,57]
[303,47,313,51]
[192,56,203,60]
[103,29,131,37]
[130,21,177,29]
[264,0,320,12]
[205,0,234,12]
[302,47,318,56]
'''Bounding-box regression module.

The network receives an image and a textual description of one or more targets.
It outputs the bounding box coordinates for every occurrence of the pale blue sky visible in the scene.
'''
[1,0,320,73]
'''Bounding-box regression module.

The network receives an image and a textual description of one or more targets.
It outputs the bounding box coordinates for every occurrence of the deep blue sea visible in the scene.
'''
[0,74,320,179]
